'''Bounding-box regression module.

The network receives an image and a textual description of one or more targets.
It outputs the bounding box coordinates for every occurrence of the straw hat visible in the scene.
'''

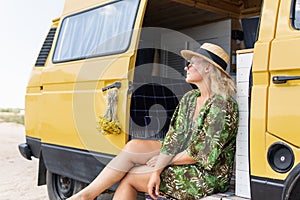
[181,43,231,78]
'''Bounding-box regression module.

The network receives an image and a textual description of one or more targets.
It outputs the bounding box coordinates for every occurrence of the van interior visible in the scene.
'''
[129,0,262,140]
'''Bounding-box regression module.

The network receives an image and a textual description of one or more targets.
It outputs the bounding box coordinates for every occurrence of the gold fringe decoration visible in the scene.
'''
[97,88,121,135]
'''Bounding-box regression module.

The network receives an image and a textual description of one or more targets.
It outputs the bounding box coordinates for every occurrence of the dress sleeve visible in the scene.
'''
[160,91,193,156]
[186,97,238,170]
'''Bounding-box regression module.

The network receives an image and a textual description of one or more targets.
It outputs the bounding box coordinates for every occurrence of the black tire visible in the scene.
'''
[46,171,87,200]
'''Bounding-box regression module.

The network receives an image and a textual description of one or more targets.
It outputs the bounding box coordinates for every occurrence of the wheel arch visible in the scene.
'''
[41,143,115,184]
[282,163,300,200]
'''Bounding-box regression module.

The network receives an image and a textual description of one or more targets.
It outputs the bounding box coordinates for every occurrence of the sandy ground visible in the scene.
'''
[0,122,48,200]
[0,122,143,200]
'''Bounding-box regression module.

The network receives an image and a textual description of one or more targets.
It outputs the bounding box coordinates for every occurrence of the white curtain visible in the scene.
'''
[53,0,139,62]
[295,0,300,28]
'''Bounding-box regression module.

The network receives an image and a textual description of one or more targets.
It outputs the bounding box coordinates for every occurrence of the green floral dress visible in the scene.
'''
[159,89,239,200]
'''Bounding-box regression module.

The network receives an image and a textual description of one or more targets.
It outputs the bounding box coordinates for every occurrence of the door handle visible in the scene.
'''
[272,76,300,84]
[102,82,121,92]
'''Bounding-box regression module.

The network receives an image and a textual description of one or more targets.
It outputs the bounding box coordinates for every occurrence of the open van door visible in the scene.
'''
[267,0,300,177]
[38,0,148,190]
[249,0,300,199]
[254,0,300,199]
[267,0,300,151]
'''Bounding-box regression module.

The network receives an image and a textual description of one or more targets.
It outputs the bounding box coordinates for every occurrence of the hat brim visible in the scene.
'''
[181,49,231,79]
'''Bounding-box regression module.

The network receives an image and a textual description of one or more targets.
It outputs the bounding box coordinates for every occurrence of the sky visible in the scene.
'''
[0,1,64,108]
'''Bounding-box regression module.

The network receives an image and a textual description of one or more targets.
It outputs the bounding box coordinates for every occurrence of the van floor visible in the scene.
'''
[95,190,250,200]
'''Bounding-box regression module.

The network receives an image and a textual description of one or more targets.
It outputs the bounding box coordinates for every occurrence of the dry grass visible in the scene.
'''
[0,108,24,124]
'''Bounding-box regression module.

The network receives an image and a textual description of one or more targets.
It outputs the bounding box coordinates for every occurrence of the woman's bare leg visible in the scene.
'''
[68,139,161,200]
[113,165,155,200]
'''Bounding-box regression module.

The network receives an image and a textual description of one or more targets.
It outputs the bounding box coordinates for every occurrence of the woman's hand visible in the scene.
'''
[147,172,161,200]
[147,153,173,199]
[146,155,159,167]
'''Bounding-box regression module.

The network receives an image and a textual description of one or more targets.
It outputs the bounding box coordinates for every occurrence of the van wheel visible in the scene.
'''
[46,171,87,200]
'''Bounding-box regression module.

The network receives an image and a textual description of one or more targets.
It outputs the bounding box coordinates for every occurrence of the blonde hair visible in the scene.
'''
[209,64,236,98]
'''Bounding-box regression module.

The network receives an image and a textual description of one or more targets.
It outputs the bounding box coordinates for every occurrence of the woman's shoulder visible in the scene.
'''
[211,95,238,110]
[213,94,237,102]
[178,89,199,103]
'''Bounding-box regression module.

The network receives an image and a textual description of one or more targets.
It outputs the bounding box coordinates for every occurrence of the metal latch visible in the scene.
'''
[102,82,121,92]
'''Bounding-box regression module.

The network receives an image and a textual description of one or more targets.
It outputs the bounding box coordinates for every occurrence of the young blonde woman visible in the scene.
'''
[68,43,239,200]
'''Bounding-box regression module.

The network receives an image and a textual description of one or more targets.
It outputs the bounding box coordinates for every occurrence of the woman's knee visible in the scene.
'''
[121,139,161,164]
[120,171,149,192]
[123,139,141,153]
[123,139,161,153]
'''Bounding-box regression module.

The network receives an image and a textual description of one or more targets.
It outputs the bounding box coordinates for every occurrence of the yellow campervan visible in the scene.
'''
[18,0,300,199]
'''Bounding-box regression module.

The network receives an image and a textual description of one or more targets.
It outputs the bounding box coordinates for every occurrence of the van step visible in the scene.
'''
[145,192,250,200]
[201,193,250,200]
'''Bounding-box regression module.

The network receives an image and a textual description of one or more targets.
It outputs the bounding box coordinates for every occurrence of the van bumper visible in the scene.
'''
[18,143,32,160]
[18,136,41,160]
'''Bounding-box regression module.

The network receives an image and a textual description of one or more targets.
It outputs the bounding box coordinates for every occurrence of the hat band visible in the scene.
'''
[196,48,227,71]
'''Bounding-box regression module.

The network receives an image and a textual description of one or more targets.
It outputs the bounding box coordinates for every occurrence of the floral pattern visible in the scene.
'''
[159,89,239,199]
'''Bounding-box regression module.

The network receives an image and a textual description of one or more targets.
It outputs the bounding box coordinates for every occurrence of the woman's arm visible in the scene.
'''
[171,151,197,165]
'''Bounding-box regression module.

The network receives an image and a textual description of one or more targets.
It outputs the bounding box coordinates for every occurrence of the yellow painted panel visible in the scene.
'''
[250,86,269,177]
[62,0,112,16]
[257,0,280,41]
[252,71,269,85]
[25,92,42,139]
[39,78,129,155]
[252,42,271,72]
[25,67,44,139]
[270,39,300,71]
[275,0,300,38]
[27,67,43,87]
[42,56,133,85]
[267,85,300,147]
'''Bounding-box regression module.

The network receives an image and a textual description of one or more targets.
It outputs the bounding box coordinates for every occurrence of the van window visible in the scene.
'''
[53,0,139,63]
[292,0,300,29]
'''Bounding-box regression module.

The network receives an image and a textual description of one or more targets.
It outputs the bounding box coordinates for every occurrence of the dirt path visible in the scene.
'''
[0,123,48,200]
